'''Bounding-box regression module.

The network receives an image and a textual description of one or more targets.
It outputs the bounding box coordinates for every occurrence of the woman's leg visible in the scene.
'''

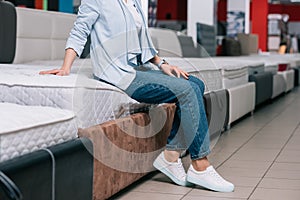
[125,70,210,156]
[125,70,234,192]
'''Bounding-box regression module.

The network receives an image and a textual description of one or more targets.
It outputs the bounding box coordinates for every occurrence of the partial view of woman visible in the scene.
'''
[40,0,234,192]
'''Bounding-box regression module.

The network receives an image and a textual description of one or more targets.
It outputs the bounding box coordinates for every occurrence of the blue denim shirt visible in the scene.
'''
[66,0,158,90]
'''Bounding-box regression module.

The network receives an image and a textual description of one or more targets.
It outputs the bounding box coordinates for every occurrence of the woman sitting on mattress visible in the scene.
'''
[40,0,234,192]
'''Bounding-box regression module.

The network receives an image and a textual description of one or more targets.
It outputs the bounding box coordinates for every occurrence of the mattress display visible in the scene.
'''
[0,103,77,162]
[227,82,256,127]
[279,70,295,92]
[272,73,286,99]
[0,60,140,128]
[249,72,273,106]
[215,56,265,75]
[249,55,290,73]
[166,57,223,92]
[211,59,249,89]
[167,57,250,90]
[265,63,279,75]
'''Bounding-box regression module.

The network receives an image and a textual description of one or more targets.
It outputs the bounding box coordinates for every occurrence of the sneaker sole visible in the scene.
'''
[187,175,234,192]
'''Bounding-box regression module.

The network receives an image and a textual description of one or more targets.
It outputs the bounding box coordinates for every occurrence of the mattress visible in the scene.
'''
[210,58,249,89]
[0,103,77,162]
[272,73,286,99]
[0,60,140,128]
[279,70,295,92]
[167,57,250,90]
[227,82,256,126]
[249,72,273,106]
[214,56,265,75]
[249,55,290,72]
[166,57,223,92]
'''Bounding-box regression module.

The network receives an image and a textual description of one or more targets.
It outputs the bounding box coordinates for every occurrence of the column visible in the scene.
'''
[251,0,268,51]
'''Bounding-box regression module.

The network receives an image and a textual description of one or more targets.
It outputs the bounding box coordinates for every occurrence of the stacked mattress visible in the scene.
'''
[167,57,251,90]
[167,57,255,129]
[0,103,77,162]
[167,57,223,92]
[250,55,295,93]
[0,60,139,129]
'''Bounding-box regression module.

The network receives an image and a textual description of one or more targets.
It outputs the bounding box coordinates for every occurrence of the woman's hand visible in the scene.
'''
[160,63,189,80]
[39,68,70,76]
[39,48,77,76]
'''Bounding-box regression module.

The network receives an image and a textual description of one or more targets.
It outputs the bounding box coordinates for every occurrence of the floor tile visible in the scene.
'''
[242,138,286,150]
[265,169,300,180]
[276,150,300,163]
[218,175,260,187]
[216,166,267,178]
[230,149,280,162]
[220,160,272,170]
[131,180,192,195]
[186,187,253,199]
[182,196,247,200]
[116,191,183,200]
[249,188,300,200]
[270,162,300,171]
[258,178,300,190]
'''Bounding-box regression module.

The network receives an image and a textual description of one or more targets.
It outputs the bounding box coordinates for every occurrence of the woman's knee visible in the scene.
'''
[188,76,205,94]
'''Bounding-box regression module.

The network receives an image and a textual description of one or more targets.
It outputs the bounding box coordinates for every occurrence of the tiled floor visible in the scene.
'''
[114,87,300,200]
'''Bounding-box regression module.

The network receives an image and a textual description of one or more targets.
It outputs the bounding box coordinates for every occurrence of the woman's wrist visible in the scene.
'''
[157,59,169,69]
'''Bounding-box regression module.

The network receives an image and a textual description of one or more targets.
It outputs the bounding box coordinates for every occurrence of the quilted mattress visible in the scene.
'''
[0,60,139,128]
[215,56,265,75]
[279,70,295,92]
[210,58,249,89]
[167,57,250,90]
[0,103,77,162]
[166,57,223,92]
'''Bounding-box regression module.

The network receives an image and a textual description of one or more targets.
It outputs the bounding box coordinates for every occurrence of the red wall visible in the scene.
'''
[157,0,187,20]
[251,0,268,51]
[269,4,300,21]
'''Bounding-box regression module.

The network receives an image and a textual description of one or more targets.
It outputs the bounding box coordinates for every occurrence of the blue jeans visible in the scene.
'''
[124,70,210,160]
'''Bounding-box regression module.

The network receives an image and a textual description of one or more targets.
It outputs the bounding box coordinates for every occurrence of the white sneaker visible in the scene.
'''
[153,152,191,186]
[187,165,234,192]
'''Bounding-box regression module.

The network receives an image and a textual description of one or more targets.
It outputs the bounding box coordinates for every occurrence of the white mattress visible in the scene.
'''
[279,70,295,92]
[0,103,77,162]
[166,57,223,92]
[272,74,286,99]
[209,58,249,89]
[215,56,265,75]
[167,57,250,90]
[249,55,291,72]
[227,82,256,126]
[0,59,138,128]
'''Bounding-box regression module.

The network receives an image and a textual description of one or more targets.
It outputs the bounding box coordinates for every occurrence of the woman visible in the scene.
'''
[40,0,234,192]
